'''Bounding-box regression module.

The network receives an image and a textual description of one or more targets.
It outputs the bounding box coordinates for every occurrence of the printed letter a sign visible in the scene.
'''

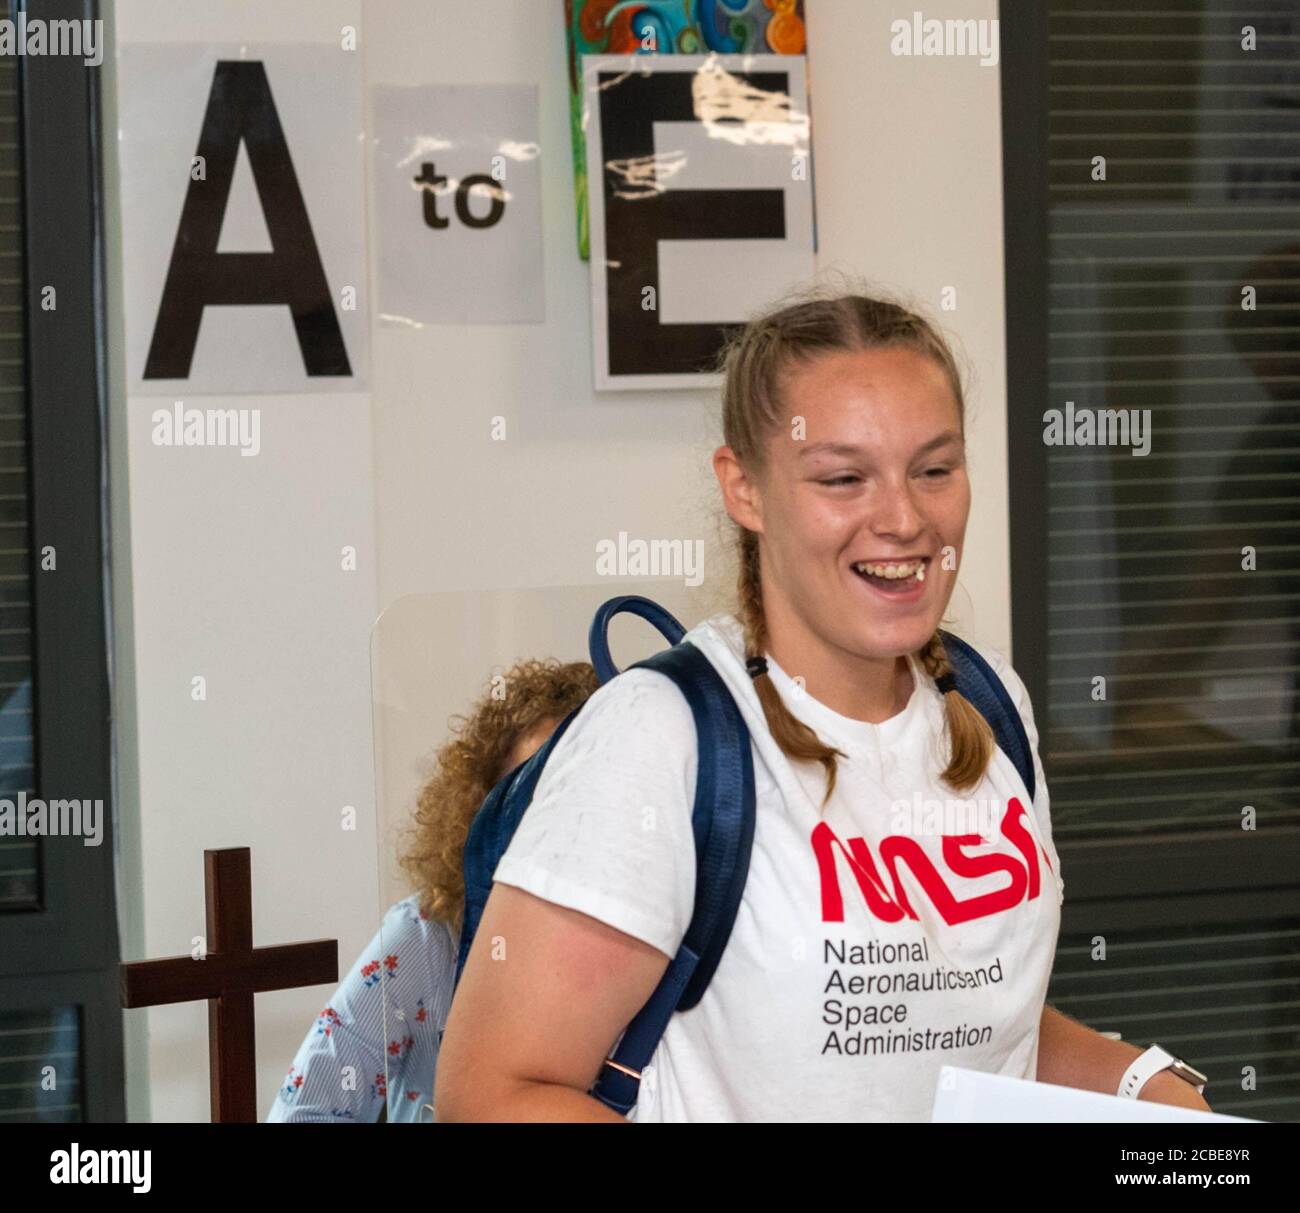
[118,42,367,395]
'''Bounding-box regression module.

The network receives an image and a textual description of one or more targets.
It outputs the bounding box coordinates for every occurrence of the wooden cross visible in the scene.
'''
[119,847,338,1123]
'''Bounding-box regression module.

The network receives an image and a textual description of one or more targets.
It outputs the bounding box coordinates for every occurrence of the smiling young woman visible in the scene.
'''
[433,287,1212,1122]
[715,300,992,796]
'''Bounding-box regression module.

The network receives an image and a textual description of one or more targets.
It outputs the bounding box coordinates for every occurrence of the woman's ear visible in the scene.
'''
[712,445,764,533]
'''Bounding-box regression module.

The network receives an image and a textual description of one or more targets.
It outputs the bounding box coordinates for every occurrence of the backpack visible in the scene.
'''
[452,594,1036,1115]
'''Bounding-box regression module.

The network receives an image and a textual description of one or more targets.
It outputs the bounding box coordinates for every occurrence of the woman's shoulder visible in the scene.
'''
[377,894,458,970]
[568,647,708,726]
[561,612,747,735]
[687,611,748,664]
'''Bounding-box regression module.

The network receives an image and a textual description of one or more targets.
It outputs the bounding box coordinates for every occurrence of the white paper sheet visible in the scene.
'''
[584,53,815,391]
[371,83,544,327]
[118,41,368,395]
[931,1064,1257,1123]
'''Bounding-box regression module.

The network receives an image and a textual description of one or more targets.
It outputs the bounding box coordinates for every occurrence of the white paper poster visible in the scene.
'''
[371,84,543,326]
[118,42,368,395]
[584,53,815,391]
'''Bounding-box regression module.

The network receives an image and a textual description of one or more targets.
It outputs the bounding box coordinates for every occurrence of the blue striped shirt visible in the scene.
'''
[266,895,458,1122]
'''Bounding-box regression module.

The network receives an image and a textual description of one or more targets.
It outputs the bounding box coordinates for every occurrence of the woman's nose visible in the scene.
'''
[868,481,926,539]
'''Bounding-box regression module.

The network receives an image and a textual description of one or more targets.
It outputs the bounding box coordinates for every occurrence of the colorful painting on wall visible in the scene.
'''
[564,0,807,259]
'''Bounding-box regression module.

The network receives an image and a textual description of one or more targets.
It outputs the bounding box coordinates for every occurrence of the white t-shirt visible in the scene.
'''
[492,612,1064,1122]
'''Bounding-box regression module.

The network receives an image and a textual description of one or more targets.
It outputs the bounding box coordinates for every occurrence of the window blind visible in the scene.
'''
[0,1005,81,1121]
[1048,917,1300,1120]
[0,51,38,911]
[1044,0,1300,842]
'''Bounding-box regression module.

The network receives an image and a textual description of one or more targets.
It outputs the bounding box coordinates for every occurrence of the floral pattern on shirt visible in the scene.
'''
[266,895,458,1123]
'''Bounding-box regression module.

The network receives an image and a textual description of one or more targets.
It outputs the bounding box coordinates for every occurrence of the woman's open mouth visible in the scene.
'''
[850,557,929,597]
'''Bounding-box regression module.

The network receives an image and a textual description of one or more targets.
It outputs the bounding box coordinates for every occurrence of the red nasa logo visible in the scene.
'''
[811,798,1055,925]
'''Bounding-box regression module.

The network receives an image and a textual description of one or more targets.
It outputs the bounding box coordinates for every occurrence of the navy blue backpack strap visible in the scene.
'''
[588,641,756,1116]
[587,594,686,684]
[453,706,584,987]
[938,629,1035,804]
[456,594,686,988]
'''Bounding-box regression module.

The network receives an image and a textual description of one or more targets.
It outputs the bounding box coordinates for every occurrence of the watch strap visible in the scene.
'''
[1117,1044,1205,1099]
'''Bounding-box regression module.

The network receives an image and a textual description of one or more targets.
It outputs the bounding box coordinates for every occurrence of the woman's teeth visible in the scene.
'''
[853,560,926,583]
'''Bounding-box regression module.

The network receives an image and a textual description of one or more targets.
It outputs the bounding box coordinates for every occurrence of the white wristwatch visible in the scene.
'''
[1117,1044,1208,1099]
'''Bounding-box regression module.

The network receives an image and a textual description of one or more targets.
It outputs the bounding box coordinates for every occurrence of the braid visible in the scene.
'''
[737,526,847,809]
[916,631,995,791]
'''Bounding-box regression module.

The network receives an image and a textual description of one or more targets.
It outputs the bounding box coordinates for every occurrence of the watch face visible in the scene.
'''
[1171,1059,1209,1087]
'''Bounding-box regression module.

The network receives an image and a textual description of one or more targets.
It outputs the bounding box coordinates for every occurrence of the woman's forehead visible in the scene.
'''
[770,349,961,443]
[780,344,951,398]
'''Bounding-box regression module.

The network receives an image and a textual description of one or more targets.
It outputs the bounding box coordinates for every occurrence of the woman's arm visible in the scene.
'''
[434,882,673,1122]
[1037,1003,1211,1112]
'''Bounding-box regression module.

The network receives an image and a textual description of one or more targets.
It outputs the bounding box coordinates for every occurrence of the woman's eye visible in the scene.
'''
[819,475,860,487]
[922,465,953,479]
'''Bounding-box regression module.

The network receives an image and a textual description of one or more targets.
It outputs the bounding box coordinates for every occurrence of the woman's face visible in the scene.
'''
[724,344,971,666]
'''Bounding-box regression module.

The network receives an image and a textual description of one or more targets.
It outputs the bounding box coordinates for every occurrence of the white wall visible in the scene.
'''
[105,0,380,1123]
[106,0,1008,1120]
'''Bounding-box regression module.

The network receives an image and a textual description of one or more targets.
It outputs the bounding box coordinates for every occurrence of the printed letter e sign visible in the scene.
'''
[584,55,814,391]
[144,61,351,381]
